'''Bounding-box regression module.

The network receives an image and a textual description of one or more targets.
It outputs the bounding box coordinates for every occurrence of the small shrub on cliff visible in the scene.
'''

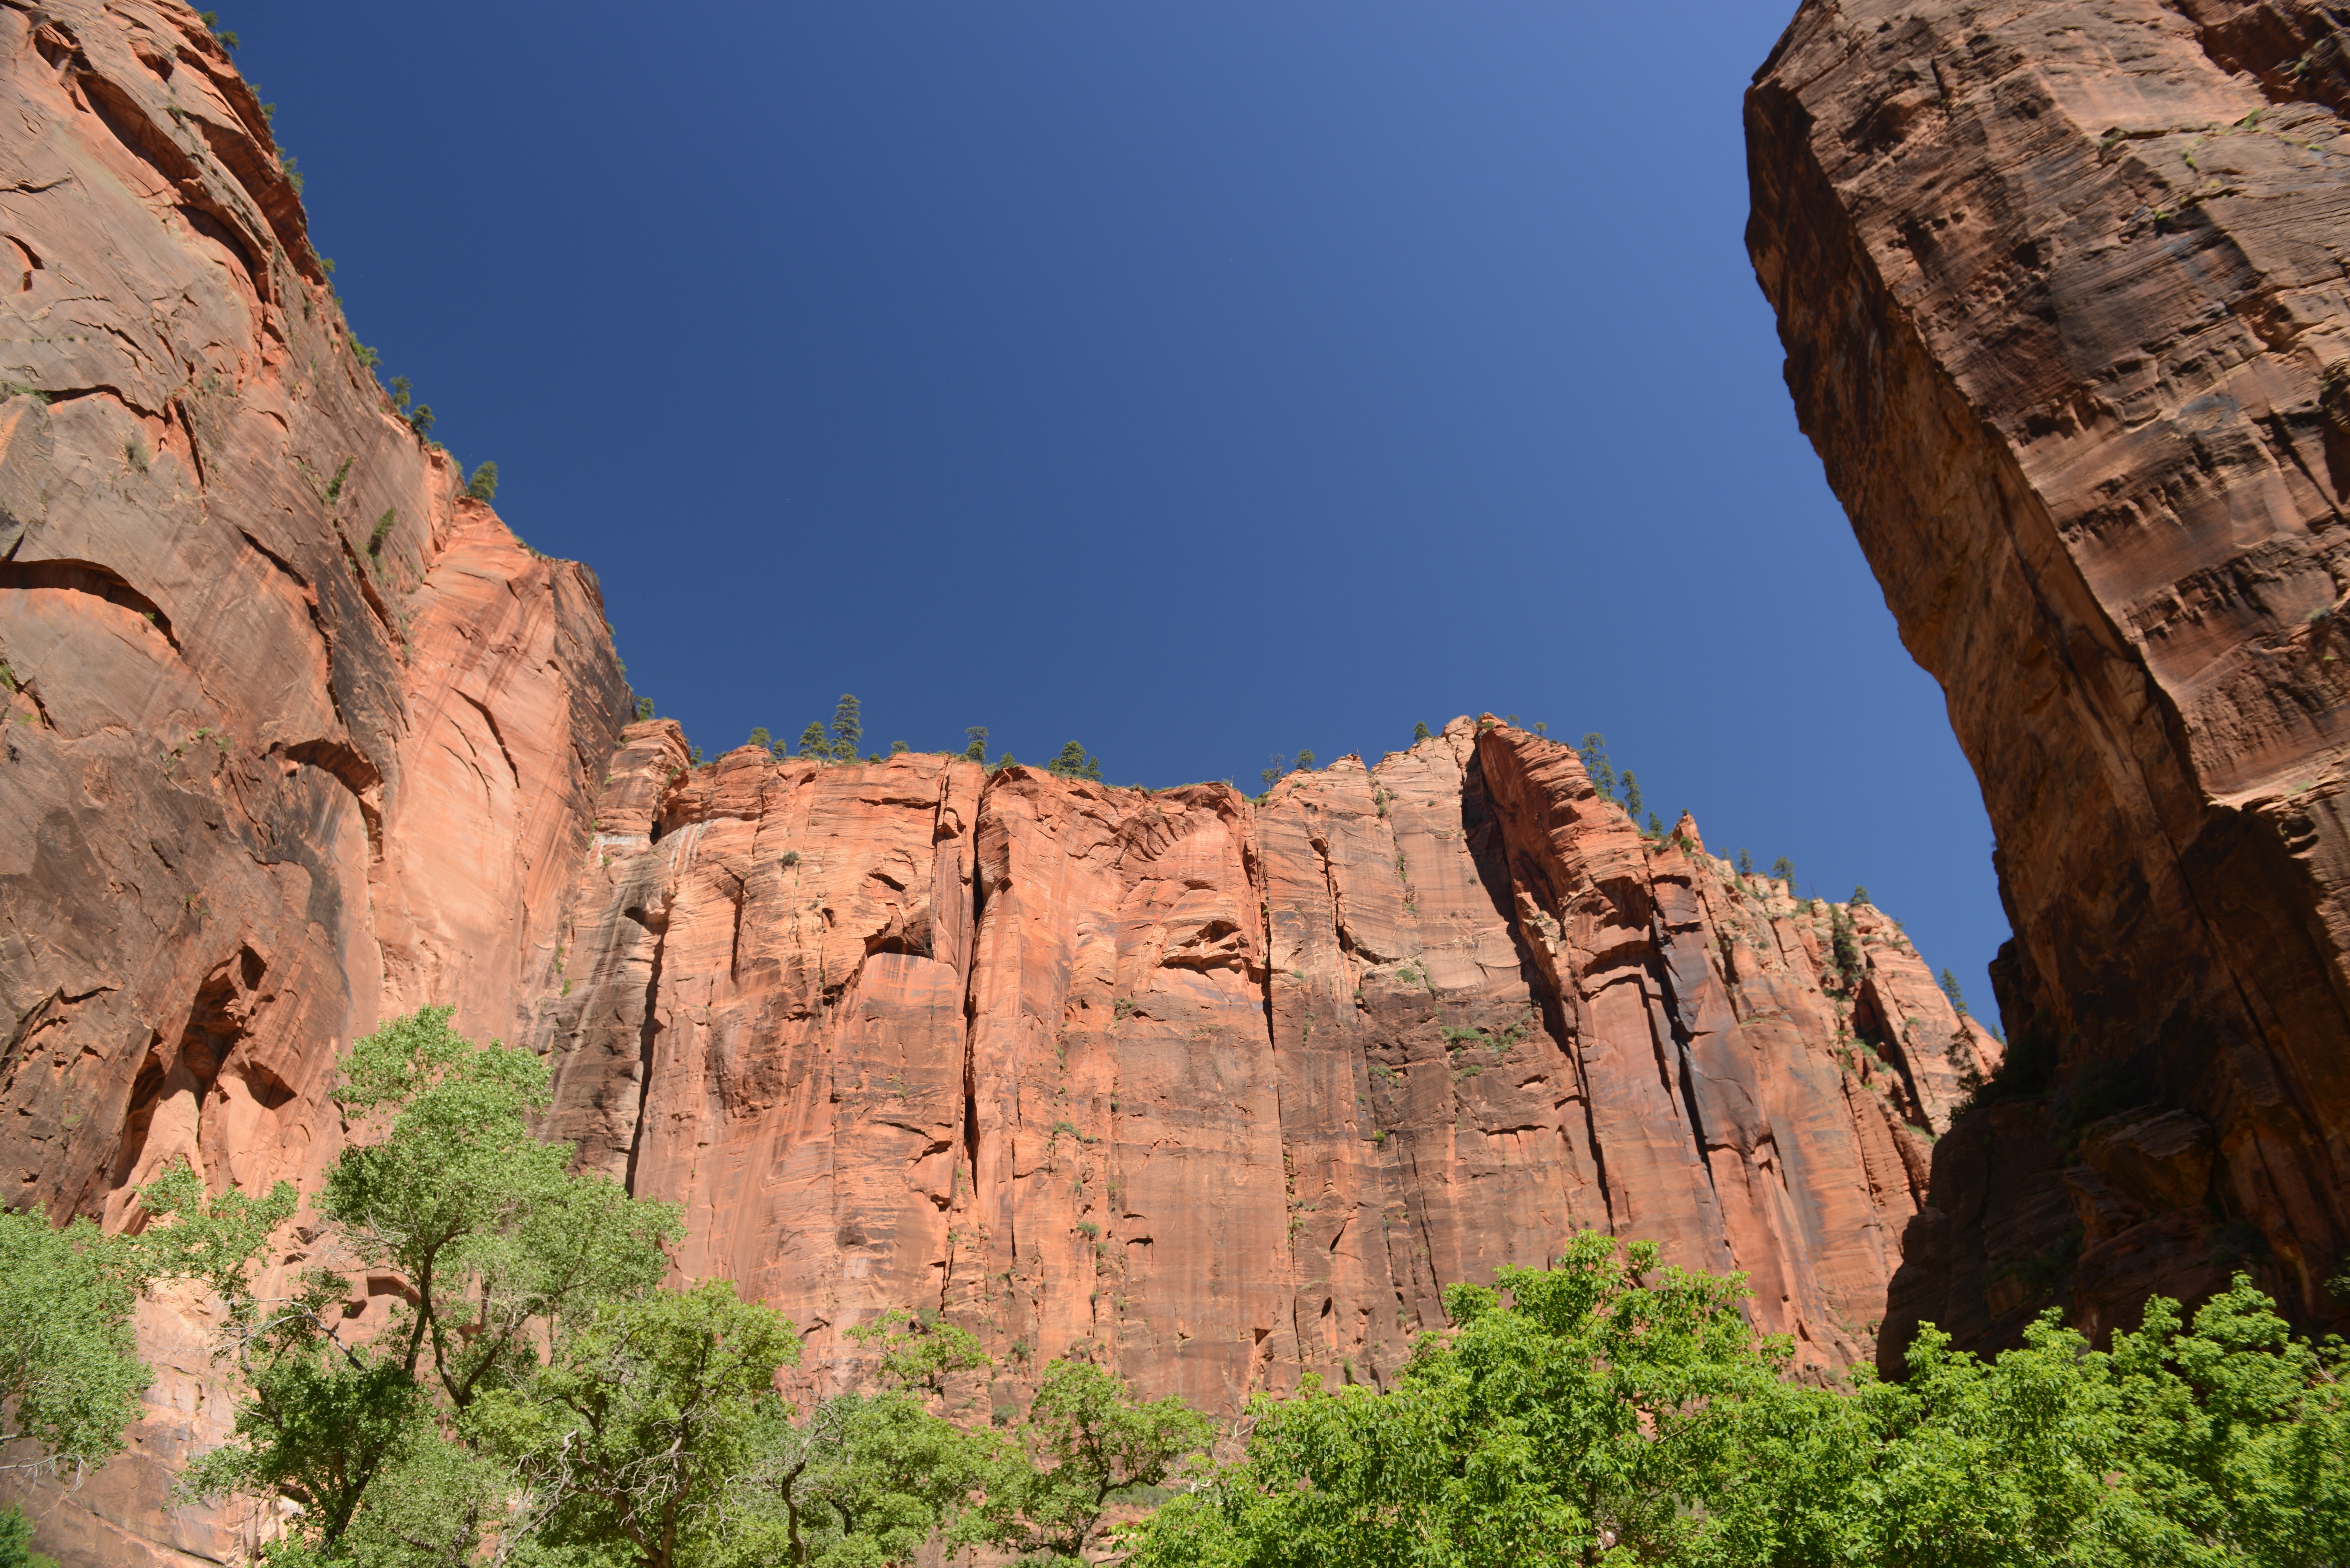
[634,695,656,721]
[1620,768,1644,823]
[1939,966,1968,1016]
[747,726,772,753]
[1413,721,1430,742]
[1296,748,1316,771]
[1850,884,1871,906]
[464,460,497,501]
[1578,731,1617,797]
[1261,752,1288,789]
[367,507,396,556]
[964,725,989,761]
[1770,854,1795,890]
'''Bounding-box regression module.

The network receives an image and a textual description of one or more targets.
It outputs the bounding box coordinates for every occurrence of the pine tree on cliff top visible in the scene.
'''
[829,693,862,760]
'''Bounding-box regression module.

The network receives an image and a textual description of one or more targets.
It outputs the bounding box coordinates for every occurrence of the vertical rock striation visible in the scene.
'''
[1747,0,2350,1363]
[535,719,1991,1420]
[0,2,626,1557]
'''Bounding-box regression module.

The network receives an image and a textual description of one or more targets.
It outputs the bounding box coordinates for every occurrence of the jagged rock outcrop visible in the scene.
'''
[0,1,626,1558]
[533,717,1991,1420]
[1747,0,2350,1365]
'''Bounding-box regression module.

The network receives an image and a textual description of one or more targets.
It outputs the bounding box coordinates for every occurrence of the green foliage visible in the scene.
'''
[350,338,380,369]
[1295,750,1316,772]
[1125,1244,2350,1568]
[1017,1357,1216,1564]
[888,739,908,756]
[478,1281,798,1568]
[1047,741,1103,781]
[1413,721,1431,742]
[845,1310,992,1395]
[0,1506,58,1568]
[464,461,498,501]
[747,726,772,754]
[0,1161,289,1488]
[828,694,862,760]
[1770,854,1795,889]
[797,720,832,759]
[1851,884,1871,907]
[367,508,396,556]
[965,726,989,762]
[180,1007,680,1559]
[325,456,354,504]
[1738,847,1754,876]
[1830,903,1866,990]
[1577,733,1615,798]
[1620,768,1643,823]
[996,752,1018,771]
[1939,966,1968,1017]
[1125,1233,1776,1567]
[0,1209,149,1480]
[1262,753,1288,790]
[634,696,656,722]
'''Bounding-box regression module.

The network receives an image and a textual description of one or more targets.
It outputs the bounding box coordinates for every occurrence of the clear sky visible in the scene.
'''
[226,1,2012,1011]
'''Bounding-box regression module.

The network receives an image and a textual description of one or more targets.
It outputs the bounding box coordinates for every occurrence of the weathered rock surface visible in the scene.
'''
[0,1,626,1557]
[535,718,1990,1421]
[0,2,2018,1561]
[1747,0,2350,1363]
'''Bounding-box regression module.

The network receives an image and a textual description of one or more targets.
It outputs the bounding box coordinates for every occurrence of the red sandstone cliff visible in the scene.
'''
[0,2,627,1558]
[530,718,1988,1420]
[1748,0,2350,1364]
[0,2,2017,1562]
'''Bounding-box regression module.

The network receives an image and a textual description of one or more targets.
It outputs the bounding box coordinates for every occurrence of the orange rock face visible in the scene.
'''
[0,2,626,1557]
[535,718,1991,1419]
[1747,0,2350,1361]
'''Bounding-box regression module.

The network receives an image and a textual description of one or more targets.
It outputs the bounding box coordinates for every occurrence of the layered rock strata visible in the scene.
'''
[1747,0,2350,1362]
[0,1,626,1558]
[533,717,1992,1419]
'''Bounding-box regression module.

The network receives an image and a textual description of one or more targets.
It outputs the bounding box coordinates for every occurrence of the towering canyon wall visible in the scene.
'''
[0,2,627,1558]
[1747,0,2350,1364]
[0,0,2025,1562]
[528,717,1995,1421]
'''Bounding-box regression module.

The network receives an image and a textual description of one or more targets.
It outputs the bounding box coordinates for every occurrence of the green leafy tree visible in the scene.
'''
[1016,1357,1214,1564]
[964,726,989,762]
[827,695,862,761]
[1295,750,1315,772]
[797,721,832,760]
[178,1008,679,1561]
[1047,741,1103,782]
[2,1160,290,1489]
[1851,885,1870,907]
[464,461,497,501]
[0,1209,153,1485]
[1769,855,1795,890]
[1620,769,1642,823]
[1737,848,1754,876]
[747,727,772,754]
[1126,1233,1776,1568]
[0,1505,58,1568]
[635,696,656,722]
[479,1280,799,1568]
[1261,754,1288,790]
[1413,721,1431,743]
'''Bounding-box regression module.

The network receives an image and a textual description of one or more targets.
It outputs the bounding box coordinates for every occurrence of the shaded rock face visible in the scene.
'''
[0,1,626,1558]
[536,718,1989,1419]
[1747,0,2350,1365]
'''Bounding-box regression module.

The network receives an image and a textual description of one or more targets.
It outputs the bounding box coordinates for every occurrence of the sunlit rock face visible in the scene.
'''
[535,718,1982,1423]
[1748,0,2350,1367]
[0,0,627,1557]
[0,2,2003,1561]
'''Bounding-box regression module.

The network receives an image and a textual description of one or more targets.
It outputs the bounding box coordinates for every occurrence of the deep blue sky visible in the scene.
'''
[227,2,2011,1010]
